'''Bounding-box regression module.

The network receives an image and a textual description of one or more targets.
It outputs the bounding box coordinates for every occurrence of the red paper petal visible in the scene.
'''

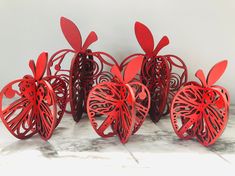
[36,80,57,140]
[170,83,202,139]
[116,92,134,143]
[47,49,75,114]
[69,52,97,122]
[0,79,37,139]
[140,56,170,122]
[87,82,121,138]
[160,55,188,117]
[45,76,67,127]
[69,55,85,122]
[129,82,150,134]
[212,85,230,107]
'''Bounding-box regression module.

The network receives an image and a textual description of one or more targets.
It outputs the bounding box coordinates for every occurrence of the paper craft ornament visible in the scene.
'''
[87,56,150,143]
[170,60,229,146]
[47,17,118,122]
[0,52,67,140]
[121,22,188,123]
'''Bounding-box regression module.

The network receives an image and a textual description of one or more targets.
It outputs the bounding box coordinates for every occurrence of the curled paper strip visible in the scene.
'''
[0,52,67,140]
[87,56,150,143]
[170,60,230,146]
[47,17,118,122]
[121,22,188,122]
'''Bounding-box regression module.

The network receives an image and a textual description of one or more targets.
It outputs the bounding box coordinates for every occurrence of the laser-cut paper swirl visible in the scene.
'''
[0,52,67,140]
[87,56,150,143]
[121,22,188,123]
[47,17,118,122]
[170,60,230,146]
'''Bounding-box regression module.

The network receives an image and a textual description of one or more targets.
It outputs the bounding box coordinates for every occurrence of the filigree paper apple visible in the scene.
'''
[87,56,150,143]
[170,60,229,146]
[47,17,118,122]
[120,22,188,123]
[0,52,67,140]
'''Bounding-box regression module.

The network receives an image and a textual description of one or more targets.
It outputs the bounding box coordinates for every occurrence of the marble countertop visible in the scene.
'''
[0,106,235,175]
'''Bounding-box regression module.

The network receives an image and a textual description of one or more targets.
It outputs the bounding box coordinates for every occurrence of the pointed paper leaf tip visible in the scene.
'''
[111,65,123,82]
[135,21,154,54]
[153,36,169,55]
[60,16,82,52]
[124,56,143,83]
[82,31,98,51]
[195,69,207,87]
[35,52,48,80]
[29,60,36,77]
[207,60,228,87]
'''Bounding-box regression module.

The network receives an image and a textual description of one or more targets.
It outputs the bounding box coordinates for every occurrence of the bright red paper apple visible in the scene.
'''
[170,60,230,146]
[121,22,188,123]
[0,52,67,140]
[47,17,118,122]
[87,56,150,143]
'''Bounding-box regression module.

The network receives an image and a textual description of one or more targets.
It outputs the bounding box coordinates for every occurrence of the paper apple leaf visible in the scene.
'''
[195,69,207,87]
[207,60,227,87]
[29,60,36,77]
[60,17,82,51]
[153,36,169,55]
[35,52,48,80]
[82,31,98,51]
[123,56,143,83]
[135,22,154,54]
[111,65,123,82]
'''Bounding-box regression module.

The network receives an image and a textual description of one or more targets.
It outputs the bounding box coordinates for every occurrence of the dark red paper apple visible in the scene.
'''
[47,17,118,122]
[170,60,229,146]
[0,52,67,140]
[121,22,188,123]
[87,56,150,143]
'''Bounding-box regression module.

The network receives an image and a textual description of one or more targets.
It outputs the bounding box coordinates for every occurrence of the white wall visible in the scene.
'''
[0,0,235,102]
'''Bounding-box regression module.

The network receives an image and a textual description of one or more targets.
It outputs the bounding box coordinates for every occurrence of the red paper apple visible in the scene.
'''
[47,17,118,122]
[121,22,188,123]
[0,52,67,140]
[170,60,230,146]
[87,56,150,143]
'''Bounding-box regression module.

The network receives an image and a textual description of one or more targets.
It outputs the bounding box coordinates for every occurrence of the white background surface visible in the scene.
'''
[0,0,235,102]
